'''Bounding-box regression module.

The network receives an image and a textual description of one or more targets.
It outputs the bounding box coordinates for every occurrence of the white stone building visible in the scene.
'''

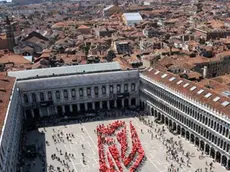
[0,62,230,171]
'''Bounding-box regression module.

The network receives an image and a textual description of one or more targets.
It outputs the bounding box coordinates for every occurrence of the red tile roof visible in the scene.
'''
[142,68,230,117]
[0,73,15,135]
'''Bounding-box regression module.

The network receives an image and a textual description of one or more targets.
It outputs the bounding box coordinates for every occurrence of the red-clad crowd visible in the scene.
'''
[97,120,145,172]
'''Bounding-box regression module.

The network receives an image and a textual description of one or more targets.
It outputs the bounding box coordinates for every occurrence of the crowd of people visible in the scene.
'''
[45,127,76,172]
[21,109,219,172]
[97,120,145,172]
[138,115,216,172]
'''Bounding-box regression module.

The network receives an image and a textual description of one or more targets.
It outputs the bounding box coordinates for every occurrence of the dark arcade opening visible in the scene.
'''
[95,102,100,110]
[102,101,107,109]
[216,151,221,163]
[64,105,70,114]
[33,108,40,118]
[117,99,122,108]
[72,104,77,112]
[80,103,85,112]
[205,144,210,155]
[87,102,92,111]
[109,100,114,109]
[124,98,129,107]
[57,106,62,115]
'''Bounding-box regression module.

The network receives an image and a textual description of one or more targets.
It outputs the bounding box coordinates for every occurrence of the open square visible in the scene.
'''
[23,111,227,172]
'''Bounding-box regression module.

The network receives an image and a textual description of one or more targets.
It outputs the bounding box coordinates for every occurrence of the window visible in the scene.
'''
[56,91,60,100]
[23,94,28,103]
[48,91,52,100]
[71,89,76,98]
[94,87,98,96]
[40,92,44,101]
[64,90,68,99]
[79,88,83,97]
[109,85,113,94]
[124,84,128,92]
[32,93,36,102]
[102,86,106,95]
[131,83,135,91]
[117,84,121,93]
[87,87,91,96]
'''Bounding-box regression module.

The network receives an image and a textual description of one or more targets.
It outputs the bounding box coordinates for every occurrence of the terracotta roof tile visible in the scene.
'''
[142,68,230,118]
[0,73,15,135]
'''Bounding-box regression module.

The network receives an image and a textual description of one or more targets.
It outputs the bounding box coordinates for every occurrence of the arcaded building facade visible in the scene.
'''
[140,68,230,169]
[0,62,229,171]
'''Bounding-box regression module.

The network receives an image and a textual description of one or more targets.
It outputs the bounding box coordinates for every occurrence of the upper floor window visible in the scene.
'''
[79,88,83,97]
[40,92,44,101]
[32,93,36,102]
[87,87,91,96]
[71,89,76,98]
[48,91,52,100]
[102,86,106,95]
[131,83,135,91]
[109,85,113,94]
[56,91,60,100]
[64,90,68,99]
[23,94,28,103]
[124,84,128,92]
[94,87,98,96]
[117,84,121,93]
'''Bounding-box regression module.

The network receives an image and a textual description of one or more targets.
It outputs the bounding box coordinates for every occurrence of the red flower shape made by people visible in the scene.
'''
[97,120,145,172]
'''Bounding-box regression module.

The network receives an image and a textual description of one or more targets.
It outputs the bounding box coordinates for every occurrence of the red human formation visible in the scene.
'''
[97,121,145,172]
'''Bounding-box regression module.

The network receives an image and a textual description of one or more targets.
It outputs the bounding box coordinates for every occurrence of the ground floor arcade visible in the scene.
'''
[140,100,230,170]
[24,97,138,120]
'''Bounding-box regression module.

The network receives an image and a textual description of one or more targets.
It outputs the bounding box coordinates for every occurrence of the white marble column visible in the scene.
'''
[85,103,88,111]
[114,100,117,108]
[54,106,58,114]
[70,104,73,112]
[129,98,132,106]
[31,109,35,118]
[100,101,103,109]
[62,106,65,113]
[122,99,124,108]
[107,101,110,110]
[77,104,80,112]
[47,107,50,116]
[92,102,95,110]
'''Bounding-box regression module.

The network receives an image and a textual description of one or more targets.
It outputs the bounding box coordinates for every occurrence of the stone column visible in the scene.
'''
[69,104,73,112]
[129,98,132,106]
[54,106,58,114]
[62,106,65,113]
[114,100,117,108]
[77,104,80,112]
[122,99,124,108]
[92,102,95,110]
[85,103,88,111]
[39,108,42,117]
[100,101,103,109]
[107,101,110,110]
[47,107,50,116]
[31,109,35,118]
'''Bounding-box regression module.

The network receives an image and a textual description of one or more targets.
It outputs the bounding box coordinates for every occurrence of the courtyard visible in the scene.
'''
[23,111,227,172]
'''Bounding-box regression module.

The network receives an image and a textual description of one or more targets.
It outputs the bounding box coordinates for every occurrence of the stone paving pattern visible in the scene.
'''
[25,115,227,172]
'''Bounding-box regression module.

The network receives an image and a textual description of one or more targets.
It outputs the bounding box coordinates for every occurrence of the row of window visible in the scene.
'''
[142,80,230,139]
[144,93,230,153]
[23,83,136,103]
